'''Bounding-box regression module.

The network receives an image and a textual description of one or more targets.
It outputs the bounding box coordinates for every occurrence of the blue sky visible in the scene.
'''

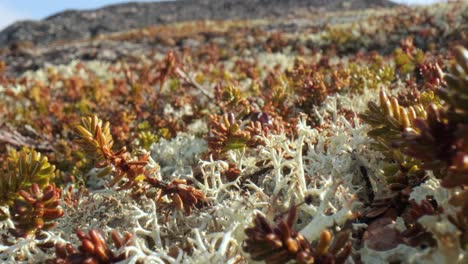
[0,0,445,30]
[0,0,160,29]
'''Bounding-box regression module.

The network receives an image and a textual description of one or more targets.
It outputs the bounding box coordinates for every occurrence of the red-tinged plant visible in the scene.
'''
[0,148,56,209]
[264,32,288,53]
[398,46,468,186]
[214,84,252,116]
[286,59,331,110]
[206,113,265,158]
[9,183,64,238]
[75,115,206,214]
[74,115,153,190]
[138,50,179,95]
[263,71,294,118]
[415,61,445,90]
[394,37,425,76]
[361,89,428,186]
[364,197,440,251]
[363,183,412,221]
[243,206,315,264]
[223,162,241,182]
[363,45,468,250]
[243,205,351,264]
[48,229,132,264]
[211,111,278,156]
[147,178,206,215]
[63,185,88,210]
[401,198,440,248]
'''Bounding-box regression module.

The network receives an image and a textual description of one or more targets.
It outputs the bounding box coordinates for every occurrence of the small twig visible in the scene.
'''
[175,67,214,99]
[359,165,375,205]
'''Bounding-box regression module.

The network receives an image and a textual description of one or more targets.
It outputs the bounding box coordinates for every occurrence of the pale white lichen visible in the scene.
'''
[182,228,241,264]
[410,173,451,205]
[150,133,207,177]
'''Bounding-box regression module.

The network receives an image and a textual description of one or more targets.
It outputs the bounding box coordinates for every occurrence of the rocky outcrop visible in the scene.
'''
[0,0,396,48]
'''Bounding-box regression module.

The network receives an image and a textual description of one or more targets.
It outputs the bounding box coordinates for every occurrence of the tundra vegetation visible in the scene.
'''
[0,2,467,263]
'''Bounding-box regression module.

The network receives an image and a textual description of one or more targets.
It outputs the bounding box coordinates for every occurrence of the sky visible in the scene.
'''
[0,0,446,30]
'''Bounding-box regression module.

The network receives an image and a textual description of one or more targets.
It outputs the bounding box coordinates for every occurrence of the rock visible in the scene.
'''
[0,0,396,48]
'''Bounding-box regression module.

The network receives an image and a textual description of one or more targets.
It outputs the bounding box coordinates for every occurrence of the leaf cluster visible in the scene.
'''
[0,148,56,207]
[362,45,468,249]
[243,205,351,264]
[74,115,206,214]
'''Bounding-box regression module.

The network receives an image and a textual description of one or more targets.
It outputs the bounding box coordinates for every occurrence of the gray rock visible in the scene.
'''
[0,0,396,48]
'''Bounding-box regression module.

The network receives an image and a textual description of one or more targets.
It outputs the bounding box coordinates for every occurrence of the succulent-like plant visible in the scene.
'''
[363,183,412,221]
[9,183,64,238]
[364,196,440,251]
[0,148,56,207]
[75,115,150,189]
[218,84,250,115]
[362,89,427,139]
[399,46,468,185]
[363,45,468,250]
[75,115,206,214]
[243,206,315,264]
[401,46,468,248]
[206,113,267,157]
[287,60,329,110]
[147,178,206,215]
[415,61,445,90]
[439,46,468,121]
[136,131,159,150]
[243,206,351,264]
[74,115,114,164]
[361,89,428,184]
[48,229,132,264]
[438,46,468,185]
[394,37,425,76]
